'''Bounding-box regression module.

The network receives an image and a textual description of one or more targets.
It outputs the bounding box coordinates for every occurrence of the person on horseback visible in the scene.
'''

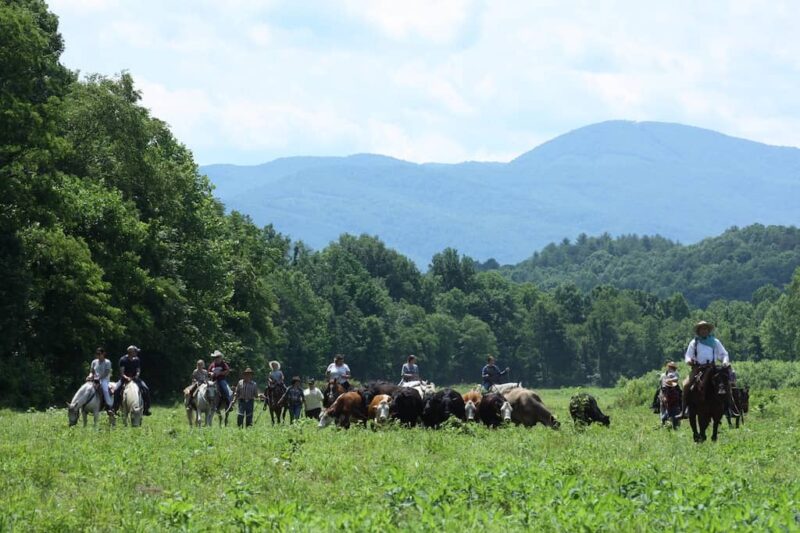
[279,376,305,423]
[326,354,352,390]
[268,361,284,386]
[231,368,260,428]
[400,354,420,384]
[208,350,232,410]
[657,361,682,426]
[89,347,113,414]
[481,355,509,392]
[113,345,151,416]
[683,320,736,416]
[185,359,208,405]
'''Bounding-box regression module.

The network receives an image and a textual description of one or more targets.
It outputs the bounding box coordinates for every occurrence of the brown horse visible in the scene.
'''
[684,364,728,442]
[323,379,346,408]
[726,386,749,429]
[264,381,288,424]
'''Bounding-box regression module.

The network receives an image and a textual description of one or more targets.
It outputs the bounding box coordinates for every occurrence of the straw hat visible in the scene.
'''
[269,360,281,370]
[211,350,224,359]
[243,368,254,374]
[666,361,677,370]
[694,321,715,334]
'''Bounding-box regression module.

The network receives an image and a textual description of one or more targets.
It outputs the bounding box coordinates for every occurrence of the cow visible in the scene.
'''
[390,388,424,427]
[463,391,481,422]
[478,392,512,428]
[503,388,560,429]
[368,394,392,425]
[422,388,466,428]
[318,391,367,429]
[568,393,610,426]
[362,381,399,407]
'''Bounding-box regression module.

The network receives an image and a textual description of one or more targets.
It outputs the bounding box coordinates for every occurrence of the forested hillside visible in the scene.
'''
[499,225,800,306]
[2,0,800,409]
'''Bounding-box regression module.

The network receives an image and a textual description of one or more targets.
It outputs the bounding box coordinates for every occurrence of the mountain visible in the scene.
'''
[201,121,800,265]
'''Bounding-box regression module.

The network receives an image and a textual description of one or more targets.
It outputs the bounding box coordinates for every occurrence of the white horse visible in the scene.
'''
[491,382,522,394]
[192,381,222,427]
[120,380,143,427]
[68,382,103,427]
[400,380,436,399]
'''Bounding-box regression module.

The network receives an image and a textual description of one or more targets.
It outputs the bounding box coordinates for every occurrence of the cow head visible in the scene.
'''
[318,409,334,428]
[464,400,476,421]
[376,399,391,423]
[500,401,513,422]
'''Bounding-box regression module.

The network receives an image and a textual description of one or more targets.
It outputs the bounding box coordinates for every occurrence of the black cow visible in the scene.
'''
[569,393,610,426]
[478,392,508,428]
[361,381,400,409]
[390,388,424,427]
[422,388,466,428]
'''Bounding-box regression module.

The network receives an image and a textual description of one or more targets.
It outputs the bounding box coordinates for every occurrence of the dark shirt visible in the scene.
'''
[119,355,141,378]
[284,387,305,406]
[481,364,506,385]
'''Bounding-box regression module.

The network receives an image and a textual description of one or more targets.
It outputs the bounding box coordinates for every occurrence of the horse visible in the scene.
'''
[120,380,144,427]
[265,381,288,425]
[323,379,346,407]
[490,382,522,394]
[726,386,749,429]
[399,380,436,399]
[198,381,226,427]
[684,364,727,442]
[68,381,113,427]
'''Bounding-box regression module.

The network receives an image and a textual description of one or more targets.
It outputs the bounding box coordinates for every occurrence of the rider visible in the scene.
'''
[683,320,736,416]
[268,360,284,386]
[399,354,420,384]
[326,354,352,390]
[279,376,305,424]
[231,368,260,428]
[657,361,681,425]
[89,347,113,414]
[207,350,232,409]
[481,355,509,392]
[186,359,208,402]
[113,345,152,416]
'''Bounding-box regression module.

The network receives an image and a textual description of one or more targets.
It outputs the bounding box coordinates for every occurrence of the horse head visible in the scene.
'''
[67,402,80,426]
[204,380,219,405]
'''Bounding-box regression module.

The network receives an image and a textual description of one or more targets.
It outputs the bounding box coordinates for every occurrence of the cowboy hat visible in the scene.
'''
[211,350,224,358]
[268,360,281,370]
[243,368,254,374]
[666,361,677,369]
[694,321,715,334]
[126,345,140,353]
[291,376,301,383]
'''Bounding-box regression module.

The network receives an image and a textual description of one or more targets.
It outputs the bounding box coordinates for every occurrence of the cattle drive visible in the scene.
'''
[69,324,746,443]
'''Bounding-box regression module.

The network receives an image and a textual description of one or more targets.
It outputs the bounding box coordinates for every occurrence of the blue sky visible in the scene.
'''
[50,0,800,165]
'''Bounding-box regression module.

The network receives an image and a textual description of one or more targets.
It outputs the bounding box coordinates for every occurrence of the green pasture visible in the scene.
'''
[1,387,798,532]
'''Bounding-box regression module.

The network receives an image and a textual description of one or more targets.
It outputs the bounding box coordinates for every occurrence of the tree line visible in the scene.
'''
[2,0,799,408]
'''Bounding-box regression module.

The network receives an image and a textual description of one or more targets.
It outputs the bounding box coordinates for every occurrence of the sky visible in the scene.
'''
[50,0,800,166]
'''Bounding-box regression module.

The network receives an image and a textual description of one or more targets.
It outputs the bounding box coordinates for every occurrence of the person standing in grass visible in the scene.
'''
[280,376,305,423]
[304,379,324,419]
[232,368,260,428]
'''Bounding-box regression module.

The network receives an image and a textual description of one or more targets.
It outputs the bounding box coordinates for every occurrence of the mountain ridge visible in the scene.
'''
[202,121,800,265]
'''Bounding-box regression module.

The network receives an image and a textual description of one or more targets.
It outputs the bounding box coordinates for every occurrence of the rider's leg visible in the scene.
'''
[136,378,152,415]
[100,379,113,411]
[219,379,232,406]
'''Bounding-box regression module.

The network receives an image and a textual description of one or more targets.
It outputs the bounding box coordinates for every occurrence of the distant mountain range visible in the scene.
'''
[201,121,800,265]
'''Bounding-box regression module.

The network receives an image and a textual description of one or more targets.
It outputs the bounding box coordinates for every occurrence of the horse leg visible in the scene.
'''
[93,408,100,427]
[711,415,720,441]
[82,410,88,427]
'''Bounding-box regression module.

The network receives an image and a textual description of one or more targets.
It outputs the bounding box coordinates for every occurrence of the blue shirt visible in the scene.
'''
[401,363,419,381]
[481,364,505,386]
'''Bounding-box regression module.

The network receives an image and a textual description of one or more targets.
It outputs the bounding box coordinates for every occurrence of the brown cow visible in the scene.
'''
[503,388,560,429]
[368,394,392,424]
[463,391,481,422]
[318,391,367,429]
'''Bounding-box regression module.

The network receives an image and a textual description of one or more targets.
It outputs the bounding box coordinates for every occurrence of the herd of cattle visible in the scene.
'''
[317,381,611,430]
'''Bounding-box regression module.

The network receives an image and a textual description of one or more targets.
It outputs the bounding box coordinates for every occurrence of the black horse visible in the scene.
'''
[264,381,288,425]
[684,364,728,442]
[725,386,749,428]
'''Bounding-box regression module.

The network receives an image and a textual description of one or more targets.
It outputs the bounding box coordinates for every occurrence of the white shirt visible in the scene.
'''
[303,387,324,411]
[659,370,680,387]
[326,363,351,382]
[684,338,729,366]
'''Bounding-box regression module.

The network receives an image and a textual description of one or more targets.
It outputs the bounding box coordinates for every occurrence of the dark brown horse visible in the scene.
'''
[264,381,288,424]
[725,386,749,428]
[323,379,346,408]
[684,364,728,442]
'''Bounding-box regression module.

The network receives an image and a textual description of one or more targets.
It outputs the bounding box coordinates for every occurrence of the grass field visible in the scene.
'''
[1,387,798,532]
